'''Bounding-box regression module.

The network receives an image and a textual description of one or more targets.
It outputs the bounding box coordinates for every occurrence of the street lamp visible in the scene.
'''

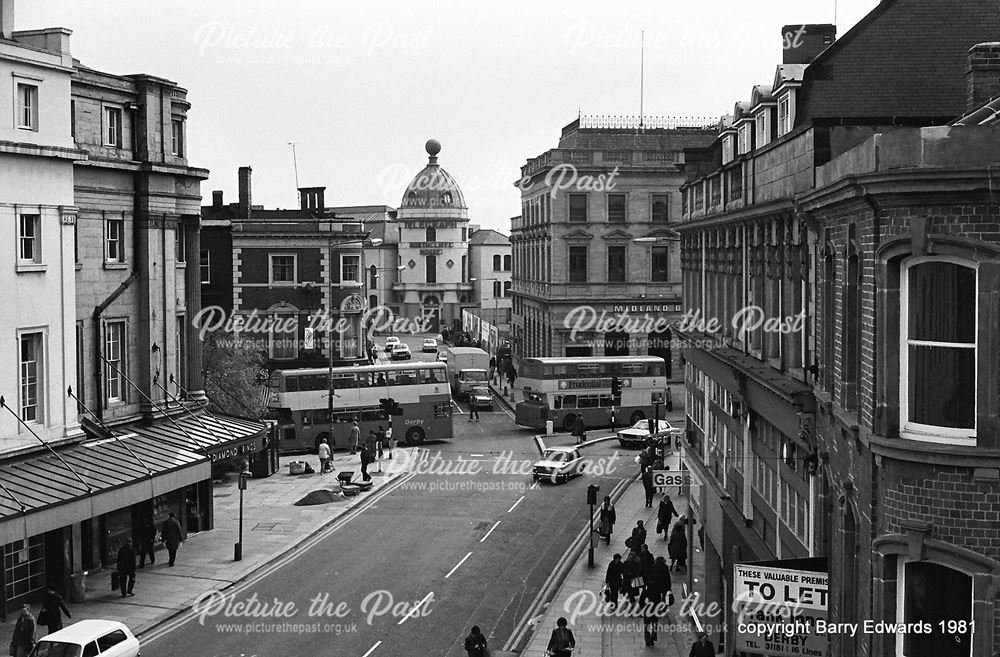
[234,468,252,561]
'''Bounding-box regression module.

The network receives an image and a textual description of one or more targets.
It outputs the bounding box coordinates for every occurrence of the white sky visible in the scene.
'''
[21,0,879,234]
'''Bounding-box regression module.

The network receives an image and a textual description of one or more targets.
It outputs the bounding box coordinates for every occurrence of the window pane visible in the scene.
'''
[651,195,668,223]
[908,262,975,343]
[569,247,587,282]
[908,345,975,429]
[652,247,669,282]
[569,194,587,222]
[607,246,626,282]
[607,194,626,223]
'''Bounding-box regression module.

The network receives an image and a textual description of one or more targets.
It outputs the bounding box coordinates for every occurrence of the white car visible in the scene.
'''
[469,385,493,410]
[384,336,401,349]
[617,419,680,449]
[422,338,438,353]
[391,343,412,360]
[31,619,140,657]
[532,446,585,484]
[437,352,448,363]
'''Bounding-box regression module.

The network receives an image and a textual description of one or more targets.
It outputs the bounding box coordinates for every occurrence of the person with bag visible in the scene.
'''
[360,443,373,482]
[657,495,679,538]
[598,496,616,544]
[39,584,71,634]
[318,437,331,475]
[668,520,688,572]
[622,547,643,603]
[116,539,136,597]
[10,605,35,657]
[546,617,575,657]
[639,583,665,646]
[629,520,647,549]
[604,554,624,609]
[162,512,184,567]
[463,625,488,657]
[571,415,586,445]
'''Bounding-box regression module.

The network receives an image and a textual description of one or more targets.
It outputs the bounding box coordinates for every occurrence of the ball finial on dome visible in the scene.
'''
[425,139,441,157]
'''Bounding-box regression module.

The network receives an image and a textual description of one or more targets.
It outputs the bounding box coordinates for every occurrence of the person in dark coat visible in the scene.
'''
[605,554,624,608]
[116,539,136,597]
[463,625,487,657]
[689,632,715,657]
[138,518,156,568]
[668,521,688,572]
[629,520,647,549]
[360,443,373,481]
[546,617,575,657]
[650,555,673,600]
[657,495,679,537]
[639,583,665,646]
[641,466,655,507]
[621,548,640,603]
[638,544,655,583]
[40,585,71,634]
[10,604,35,657]
[161,512,183,567]
[571,415,586,445]
[598,496,616,543]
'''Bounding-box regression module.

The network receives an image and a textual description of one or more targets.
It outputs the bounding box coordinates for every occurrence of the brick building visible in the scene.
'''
[677,4,1000,656]
[510,116,715,382]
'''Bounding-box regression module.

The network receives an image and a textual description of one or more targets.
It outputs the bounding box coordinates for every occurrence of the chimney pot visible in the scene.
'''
[212,190,223,210]
[0,0,13,40]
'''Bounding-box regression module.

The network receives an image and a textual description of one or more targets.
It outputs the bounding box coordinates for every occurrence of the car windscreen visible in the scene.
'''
[32,641,83,657]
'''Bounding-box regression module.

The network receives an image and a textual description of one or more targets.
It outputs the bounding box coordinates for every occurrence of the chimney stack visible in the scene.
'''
[212,190,223,211]
[1,0,14,40]
[782,24,836,64]
[966,43,1000,113]
[299,187,326,213]
[237,166,252,220]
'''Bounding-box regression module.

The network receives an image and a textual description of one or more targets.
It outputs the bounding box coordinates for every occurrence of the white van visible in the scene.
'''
[30,619,141,657]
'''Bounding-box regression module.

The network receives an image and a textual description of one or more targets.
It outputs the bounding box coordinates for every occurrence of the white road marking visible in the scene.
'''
[530,481,540,490]
[445,551,473,578]
[397,591,435,625]
[361,641,382,657]
[452,400,465,414]
[480,520,501,543]
[507,496,524,513]
[470,453,485,457]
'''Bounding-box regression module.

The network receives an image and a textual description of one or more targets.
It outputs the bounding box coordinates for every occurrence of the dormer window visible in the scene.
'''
[738,124,751,154]
[722,135,735,164]
[756,112,768,148]
[777,91,796,136]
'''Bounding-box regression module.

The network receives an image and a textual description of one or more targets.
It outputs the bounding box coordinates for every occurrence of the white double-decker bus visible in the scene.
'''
[514,356,668,431]
[269,361,453,452]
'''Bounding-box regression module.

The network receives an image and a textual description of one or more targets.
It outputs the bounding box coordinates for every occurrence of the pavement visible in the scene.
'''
[0,449,409,645]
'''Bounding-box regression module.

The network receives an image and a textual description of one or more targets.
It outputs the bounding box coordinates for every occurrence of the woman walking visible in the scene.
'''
[598,496,616,544]
[668,520,688,572]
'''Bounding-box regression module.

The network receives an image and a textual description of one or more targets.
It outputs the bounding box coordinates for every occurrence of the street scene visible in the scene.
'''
[3,1,1000,656]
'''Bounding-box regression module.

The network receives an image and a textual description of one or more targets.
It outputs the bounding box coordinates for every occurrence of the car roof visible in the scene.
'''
[42,620,130,643]
[544,446,578,453]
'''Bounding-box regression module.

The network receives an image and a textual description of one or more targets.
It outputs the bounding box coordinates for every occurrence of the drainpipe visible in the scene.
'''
[93,272,138,419]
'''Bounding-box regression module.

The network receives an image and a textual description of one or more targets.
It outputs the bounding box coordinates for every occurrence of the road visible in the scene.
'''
[143,335,634,657]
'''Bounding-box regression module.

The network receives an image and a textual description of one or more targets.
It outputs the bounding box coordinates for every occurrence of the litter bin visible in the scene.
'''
[69,572,87,603]
[546,420,554,436]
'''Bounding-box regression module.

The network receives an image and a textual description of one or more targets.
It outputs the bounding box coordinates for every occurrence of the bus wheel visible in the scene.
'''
[630,410,646,425]
[406,427,425,446]
[315,433,330,454]
[562,414,577,432]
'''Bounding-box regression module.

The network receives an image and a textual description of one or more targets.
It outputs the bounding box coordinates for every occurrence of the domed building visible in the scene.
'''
[394,140,475,332]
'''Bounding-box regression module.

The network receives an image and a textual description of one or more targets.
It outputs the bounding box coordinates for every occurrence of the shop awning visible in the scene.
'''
[127,412,267,463]
[0,431,209,545]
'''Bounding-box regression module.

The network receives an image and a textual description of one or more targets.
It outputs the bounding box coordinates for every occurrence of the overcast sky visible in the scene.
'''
[22,1,878,234]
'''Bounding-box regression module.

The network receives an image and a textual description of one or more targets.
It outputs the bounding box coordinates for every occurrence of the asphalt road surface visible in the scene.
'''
[143,386,634,657]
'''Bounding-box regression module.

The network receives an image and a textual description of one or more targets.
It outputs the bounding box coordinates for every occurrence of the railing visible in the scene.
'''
[579,114,718,130]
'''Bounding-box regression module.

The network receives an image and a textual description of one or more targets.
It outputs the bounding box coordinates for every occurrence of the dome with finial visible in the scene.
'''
[400,139,467,210]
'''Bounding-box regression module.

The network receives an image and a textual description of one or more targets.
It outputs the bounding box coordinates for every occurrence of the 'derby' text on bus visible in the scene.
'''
[514,356,668,431]
[269,361,453,452]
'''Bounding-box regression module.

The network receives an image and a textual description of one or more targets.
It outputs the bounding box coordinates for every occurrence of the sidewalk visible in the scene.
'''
[0,449,408,644]
[521,421,704,656]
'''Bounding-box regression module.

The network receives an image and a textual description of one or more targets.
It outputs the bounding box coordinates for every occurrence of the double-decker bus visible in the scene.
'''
[269,361,453,453]
[514,356,668,431]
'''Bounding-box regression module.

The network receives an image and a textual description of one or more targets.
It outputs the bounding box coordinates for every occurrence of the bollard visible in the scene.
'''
[546,420,554,436]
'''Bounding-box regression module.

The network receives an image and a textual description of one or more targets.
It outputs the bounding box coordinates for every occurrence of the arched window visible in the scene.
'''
[425,255,437,283]
[503,254,511,271]
[369,264,378,289]
[426,227,436,242]
[493,254,502,271]
[492,281,501,297]
[368,294,378,309]
[503,281,511,297]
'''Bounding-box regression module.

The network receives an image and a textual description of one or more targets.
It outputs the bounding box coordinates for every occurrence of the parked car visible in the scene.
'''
[532,446,585,484]
[391,343,412,360]
[617,419,680,449]
[469,385,493,410]
[437,352,448,363]
[30,620,141,657]
[384,336,401,349]
[422,337,438,353]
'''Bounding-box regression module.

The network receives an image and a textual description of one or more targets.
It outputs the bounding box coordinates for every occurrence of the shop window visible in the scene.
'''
[4,536,45,601]
[898,560,972,656]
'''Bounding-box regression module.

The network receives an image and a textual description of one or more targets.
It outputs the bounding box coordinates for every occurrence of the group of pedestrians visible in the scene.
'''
[463,617,575,657]
[318,422,393,482]
[9,584,73,656]
[115,512,185,599]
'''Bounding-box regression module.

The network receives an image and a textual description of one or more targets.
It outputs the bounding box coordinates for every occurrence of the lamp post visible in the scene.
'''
[234,468,251,561]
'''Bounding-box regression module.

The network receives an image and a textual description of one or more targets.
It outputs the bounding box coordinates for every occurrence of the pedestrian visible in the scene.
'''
[605,554,624,608]
[639,582,665,646]
[642,465,655,507]
[651,555,673,603]
[621,547,640,603]
[318,437,331,474]
[138,517,156,568]
[161,512,183,567]
[116,538,136,597]
[39,584,71,634]
[360,443,373,481]
[349,420,361,455]
[689,632,715,657]
[489,356,497,383]
[657,495,679,538]
[546,617,575,657]
[638,543,655,583]
[366,429,378,454]
[507,366,517,389]
[10,604,35,657]
[630,520,647,549]
[668,521,688,572]
[571,415,586,445]
[463,625,487,657]
[376,425,386,460]
[598,496,616,543]
[386,425,394,460]
[468,399,480,421]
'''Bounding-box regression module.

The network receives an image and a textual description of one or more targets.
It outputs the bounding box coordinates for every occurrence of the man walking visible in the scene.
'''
[689,632,715,657]
[658,494,679,537]
[605,554,624,608]
[468,401,480,422]
[360,443,373,481]
[349,420,361,455]
[10,605,35,657]
[376,425,387,461]
[40,584,71,634]
[161,512,183,567]
[642,465,655,507]
[572,415,586,445]
[463,625,488,657]
[117,538,136,597]
[138,518,156,568]
[546,617,576,657]
[318,437,331,474]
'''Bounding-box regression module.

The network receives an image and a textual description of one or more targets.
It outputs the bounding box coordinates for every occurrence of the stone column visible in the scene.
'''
[185,214,207,402]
